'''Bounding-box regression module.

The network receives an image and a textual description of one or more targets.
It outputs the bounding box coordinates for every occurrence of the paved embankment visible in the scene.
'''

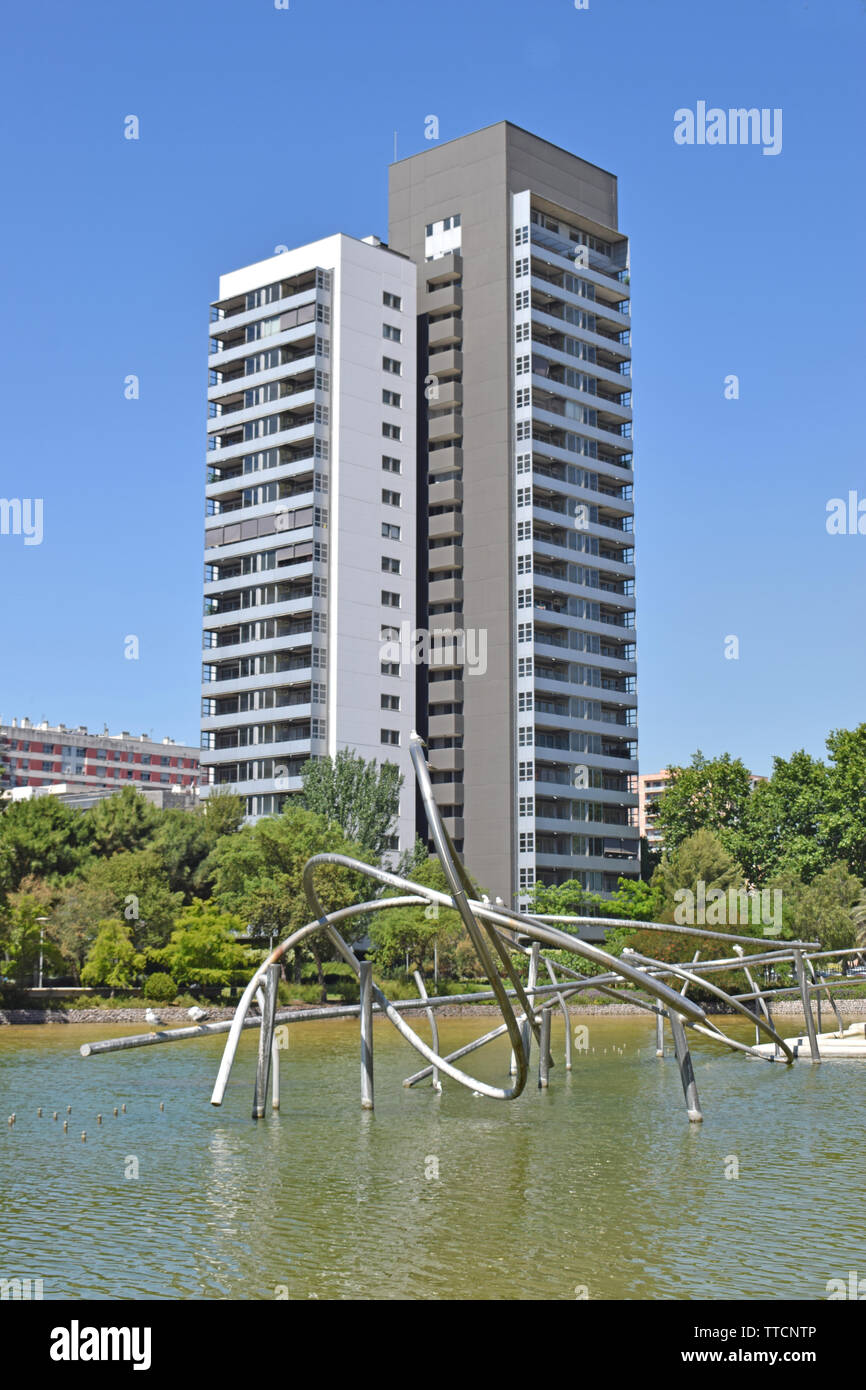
[2,995,865,1025]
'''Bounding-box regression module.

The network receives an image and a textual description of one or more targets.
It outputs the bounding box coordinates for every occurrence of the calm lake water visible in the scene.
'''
[0,1013,863,1301]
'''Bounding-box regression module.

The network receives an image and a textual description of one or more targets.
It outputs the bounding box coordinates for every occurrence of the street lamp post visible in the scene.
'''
[35,917,49,991]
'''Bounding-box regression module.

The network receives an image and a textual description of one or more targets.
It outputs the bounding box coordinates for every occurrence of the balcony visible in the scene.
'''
[428,445,463,476]
[428,411,462,444]
[423,283,463,317]
[427,316,462,348]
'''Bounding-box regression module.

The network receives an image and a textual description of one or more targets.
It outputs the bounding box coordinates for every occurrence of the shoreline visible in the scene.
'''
[2,997,866,1025]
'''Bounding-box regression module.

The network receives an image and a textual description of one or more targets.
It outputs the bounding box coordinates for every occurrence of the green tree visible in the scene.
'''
[653,829,744,917]
[46,877,117,980]
[732,750,828,885]
[528,879,592,918]
[656,752,753,856]
[150,809,213,899]
[0,797,91,896]
[209,805,372,999]
[155,901,252,987]
[80,921,143,993]
[369,856,465,973]
[0,889,64,984]
[823,724,866,880]
[767,862,862,953]
[83,786,161,858]
[299,749,402,858]
[200,789,245,840]
[84,850,184,952]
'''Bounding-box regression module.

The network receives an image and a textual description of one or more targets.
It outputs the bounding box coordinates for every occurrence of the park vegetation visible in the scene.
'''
[1,724,866,1008]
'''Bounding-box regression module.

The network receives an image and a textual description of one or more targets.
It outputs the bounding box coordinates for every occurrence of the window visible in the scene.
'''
[382,522,401,540]
[518,621,533,643]
[381,590,400,608]
[516,355,530,376]
[516,420,531,441]
[517,554,532,575]
[519,832,534,853]
[518,691,533,711]
[516,387,531,409]
[516,487,532,508]
[519,868,534,890]
[383,291,402,310]
[381,729,400,746]
[516,452,531,474]
[515,290,529,311]
[381,694,400,711]
[382,389,401,408]
[518,656,533,677]
[514,224,529,246]
[382,455,401,474]
[382,422,402,441]
[382,356,402,374]
[518,726,533,747]
[312,718,326,739]
[381,556,401,574]
[383,323,402,343]
[516,322,530,343]
[380,625,400,641]
[382,488,401,507]
[518,796,534,816]
[518,761,533,781]
[381,661,400,676]
[515,257,530,278]
[517,520,532,542]
[517,588,532,609]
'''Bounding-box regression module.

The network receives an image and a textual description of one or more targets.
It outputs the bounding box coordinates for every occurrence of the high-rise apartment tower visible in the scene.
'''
[388,123,638,904]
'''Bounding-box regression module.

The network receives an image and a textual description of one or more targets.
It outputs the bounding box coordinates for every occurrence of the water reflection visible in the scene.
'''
[1,1016,864,1300]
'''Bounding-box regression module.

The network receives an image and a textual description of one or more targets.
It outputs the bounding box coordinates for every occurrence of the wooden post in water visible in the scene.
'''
[360,960,374,1110]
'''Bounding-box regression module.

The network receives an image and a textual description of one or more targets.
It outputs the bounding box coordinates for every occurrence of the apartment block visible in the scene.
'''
[389,122,638,905]
[0,718,201,797]
[202,234,418,850]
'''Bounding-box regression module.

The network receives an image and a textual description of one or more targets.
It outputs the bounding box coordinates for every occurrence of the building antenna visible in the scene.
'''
[393,130,398,162]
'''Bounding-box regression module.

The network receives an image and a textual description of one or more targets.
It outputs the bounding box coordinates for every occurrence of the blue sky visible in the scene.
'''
[0,0,863,776]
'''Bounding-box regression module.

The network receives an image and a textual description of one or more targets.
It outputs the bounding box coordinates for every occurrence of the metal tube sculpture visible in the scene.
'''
[82,733,865,1123]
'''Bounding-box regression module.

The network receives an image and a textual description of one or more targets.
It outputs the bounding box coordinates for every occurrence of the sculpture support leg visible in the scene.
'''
[667,1007,703,1123]
[793,949,820,1061]
[538,1008,552,1089]
[360,960,374,1110]
[253,963,279,1120]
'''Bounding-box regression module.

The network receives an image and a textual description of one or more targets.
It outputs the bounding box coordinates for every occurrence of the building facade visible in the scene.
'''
[202,233,418,851]
[389,123,638,905]
[0,719,201,797]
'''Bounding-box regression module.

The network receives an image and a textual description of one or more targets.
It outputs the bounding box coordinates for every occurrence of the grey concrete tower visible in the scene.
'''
[389,122,638,906]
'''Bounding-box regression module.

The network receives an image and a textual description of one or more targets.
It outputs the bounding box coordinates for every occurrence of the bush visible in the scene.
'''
[143,973,177,1002]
